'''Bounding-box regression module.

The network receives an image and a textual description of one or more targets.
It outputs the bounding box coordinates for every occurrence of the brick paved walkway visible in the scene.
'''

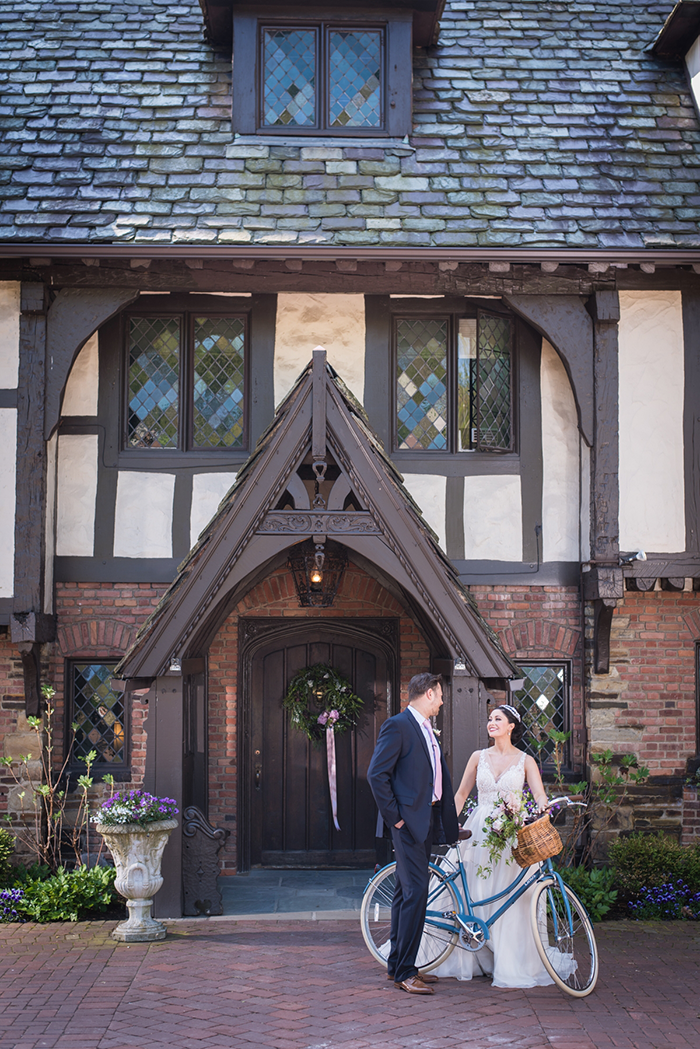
[1,919,698,1049]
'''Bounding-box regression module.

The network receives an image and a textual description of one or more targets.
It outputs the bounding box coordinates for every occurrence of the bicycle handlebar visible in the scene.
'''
[545,794,586,807]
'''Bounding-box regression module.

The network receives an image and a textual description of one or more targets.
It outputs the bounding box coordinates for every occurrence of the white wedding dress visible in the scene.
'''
[426,749,553,988]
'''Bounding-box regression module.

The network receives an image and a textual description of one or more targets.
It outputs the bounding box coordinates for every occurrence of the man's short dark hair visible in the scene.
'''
[408,673,443,703]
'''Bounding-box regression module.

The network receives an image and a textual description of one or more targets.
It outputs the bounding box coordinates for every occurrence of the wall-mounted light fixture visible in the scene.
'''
[288,538,347,608]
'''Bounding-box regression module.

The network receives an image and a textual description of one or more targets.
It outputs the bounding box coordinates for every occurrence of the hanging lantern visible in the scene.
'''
[288,539,348,608]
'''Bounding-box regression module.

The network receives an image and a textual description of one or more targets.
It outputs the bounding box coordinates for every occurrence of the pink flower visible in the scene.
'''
[317,712,329,725]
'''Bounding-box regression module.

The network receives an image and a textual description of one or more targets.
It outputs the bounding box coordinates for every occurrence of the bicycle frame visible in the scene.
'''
[423,853,571,942]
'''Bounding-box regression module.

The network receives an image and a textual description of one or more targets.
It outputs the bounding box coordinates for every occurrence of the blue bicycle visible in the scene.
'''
[360,796,598,997]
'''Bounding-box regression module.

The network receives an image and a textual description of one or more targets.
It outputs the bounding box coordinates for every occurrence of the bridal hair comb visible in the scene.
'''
[499,703,521,722]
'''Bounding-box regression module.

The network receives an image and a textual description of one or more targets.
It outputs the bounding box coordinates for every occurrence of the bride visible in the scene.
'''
[427,704,554,988]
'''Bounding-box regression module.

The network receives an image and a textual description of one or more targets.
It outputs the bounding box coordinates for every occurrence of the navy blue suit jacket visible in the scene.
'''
[367,708,459,846]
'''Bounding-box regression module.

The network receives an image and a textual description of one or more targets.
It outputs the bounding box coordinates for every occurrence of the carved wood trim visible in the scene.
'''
[502,294,594,445]
[258,511,380,535]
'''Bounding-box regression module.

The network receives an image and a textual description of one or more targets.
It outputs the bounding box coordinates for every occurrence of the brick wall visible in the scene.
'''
[590,590,699,775]
[50,582,167,792]
[470,584,585,771]
[207,561,431,874]
[0,633,26,819]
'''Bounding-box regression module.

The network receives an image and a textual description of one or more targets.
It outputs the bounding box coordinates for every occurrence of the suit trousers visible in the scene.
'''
[388,806,435,982]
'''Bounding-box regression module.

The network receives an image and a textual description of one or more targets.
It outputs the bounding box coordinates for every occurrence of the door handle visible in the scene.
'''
[254,765,262,790]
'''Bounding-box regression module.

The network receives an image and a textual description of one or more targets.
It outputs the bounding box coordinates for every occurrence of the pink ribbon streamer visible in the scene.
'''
[326,724,340,831]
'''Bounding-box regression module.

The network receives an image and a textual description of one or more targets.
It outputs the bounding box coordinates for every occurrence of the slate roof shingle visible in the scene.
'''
[1,1,698,248]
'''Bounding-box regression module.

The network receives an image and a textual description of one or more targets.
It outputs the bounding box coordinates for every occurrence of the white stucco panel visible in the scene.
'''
[274,294,365,404]
[541,339,580,561]
[62,333,99,416]
[190,472,237,547]
[0,409,17,597]
[401,474,446,551]
[114,471,175,558]
[0,282,20,388]
[56,434,98,557]
[463,474,522,561]
[618,290,685,552]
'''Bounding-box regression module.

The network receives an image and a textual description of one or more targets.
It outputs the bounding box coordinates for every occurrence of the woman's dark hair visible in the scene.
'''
[494,704,524,746]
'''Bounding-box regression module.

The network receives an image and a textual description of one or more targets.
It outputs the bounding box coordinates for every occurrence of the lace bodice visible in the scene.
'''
[475,748,526,809]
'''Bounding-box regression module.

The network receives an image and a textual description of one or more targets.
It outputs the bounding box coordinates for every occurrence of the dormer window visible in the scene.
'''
[226,3,440,139]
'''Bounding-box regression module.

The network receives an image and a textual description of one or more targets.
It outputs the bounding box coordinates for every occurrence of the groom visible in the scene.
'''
[367,672,459,995]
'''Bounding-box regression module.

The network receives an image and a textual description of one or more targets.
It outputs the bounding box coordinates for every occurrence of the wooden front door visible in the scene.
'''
[244,621,396,868]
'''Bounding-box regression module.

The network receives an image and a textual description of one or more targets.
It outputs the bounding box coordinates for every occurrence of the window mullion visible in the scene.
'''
[181,313,190,452]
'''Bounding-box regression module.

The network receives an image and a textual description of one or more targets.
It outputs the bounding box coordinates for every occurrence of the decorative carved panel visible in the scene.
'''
[258,510,381,535]
[182,805,229,916]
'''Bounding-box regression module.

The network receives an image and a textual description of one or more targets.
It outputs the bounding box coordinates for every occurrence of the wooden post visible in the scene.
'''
[150,675,185,918]
[587,290,623,674]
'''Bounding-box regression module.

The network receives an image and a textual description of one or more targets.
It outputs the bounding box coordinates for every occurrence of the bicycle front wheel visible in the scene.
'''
[531,879,598,997]
[360,862,460,972]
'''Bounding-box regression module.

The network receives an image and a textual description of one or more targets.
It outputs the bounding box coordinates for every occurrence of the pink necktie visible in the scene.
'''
[423,720,443,802]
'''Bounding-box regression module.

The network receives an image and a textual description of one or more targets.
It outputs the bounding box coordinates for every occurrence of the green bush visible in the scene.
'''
[557,865,617,922]
[608,833,700,906]
[14,865,118,923]
[0,828,15,887]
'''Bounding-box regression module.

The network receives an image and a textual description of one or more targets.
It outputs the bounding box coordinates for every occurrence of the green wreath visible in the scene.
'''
[283,663,364,743]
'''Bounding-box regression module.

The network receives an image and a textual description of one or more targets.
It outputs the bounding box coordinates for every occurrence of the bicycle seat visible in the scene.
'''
[457,829,472,842]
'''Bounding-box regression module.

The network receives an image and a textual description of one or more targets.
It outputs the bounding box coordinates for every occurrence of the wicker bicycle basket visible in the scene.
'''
[512,813,562,868]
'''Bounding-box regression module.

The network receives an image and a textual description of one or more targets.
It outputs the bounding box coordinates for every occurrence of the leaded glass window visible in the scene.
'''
[128,317,180,449]
[126,312,247,452]
[263,28,317,127]
[394,310,513,453]
[193,317,246,448]
[514,663,569,767]
[260,23,384,132]
[70,663,126,768]
[329,30,382,128]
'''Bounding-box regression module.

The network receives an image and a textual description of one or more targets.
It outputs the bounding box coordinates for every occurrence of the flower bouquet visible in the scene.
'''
[475,787,541,878]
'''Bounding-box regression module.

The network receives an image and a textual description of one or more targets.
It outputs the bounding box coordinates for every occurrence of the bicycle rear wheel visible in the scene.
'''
[530,879,598,997]
[360,862,460,972]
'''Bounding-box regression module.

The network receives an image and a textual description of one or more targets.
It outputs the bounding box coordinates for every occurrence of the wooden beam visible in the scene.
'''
[14,283,48,615]
[45,287,139,439]
[591,291,620,565]
[502,294,594,445]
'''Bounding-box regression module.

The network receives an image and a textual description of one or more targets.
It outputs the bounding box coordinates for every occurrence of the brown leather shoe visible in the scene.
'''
[387,971,438,983]
[394,975,435,995]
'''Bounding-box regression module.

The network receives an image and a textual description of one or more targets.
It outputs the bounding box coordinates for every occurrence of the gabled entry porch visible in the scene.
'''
[115,350,518,915]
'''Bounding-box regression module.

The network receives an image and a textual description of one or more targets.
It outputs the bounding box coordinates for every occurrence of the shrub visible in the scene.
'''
[0,828,15,887]
[13,865,118,923]
[608,833,700,906]
[557,865,617,922]
[629,880,700,921]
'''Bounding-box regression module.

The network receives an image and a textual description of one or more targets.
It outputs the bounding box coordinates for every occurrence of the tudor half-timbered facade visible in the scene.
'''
[2,0,700,914]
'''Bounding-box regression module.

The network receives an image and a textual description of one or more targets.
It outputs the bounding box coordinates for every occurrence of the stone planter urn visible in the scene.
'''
[95,819,178,942]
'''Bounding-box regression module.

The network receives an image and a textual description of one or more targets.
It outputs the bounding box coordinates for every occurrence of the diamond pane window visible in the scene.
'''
[396,318,448,450]
[477,313,512,451]
[394,309,513,454]
[70,663,126,767]
[125,311,248,453]
[128,318,180,448]
[193,318,246,448]
[329,30,381,128]
[263,28,317,127]
[514,664,569,766]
